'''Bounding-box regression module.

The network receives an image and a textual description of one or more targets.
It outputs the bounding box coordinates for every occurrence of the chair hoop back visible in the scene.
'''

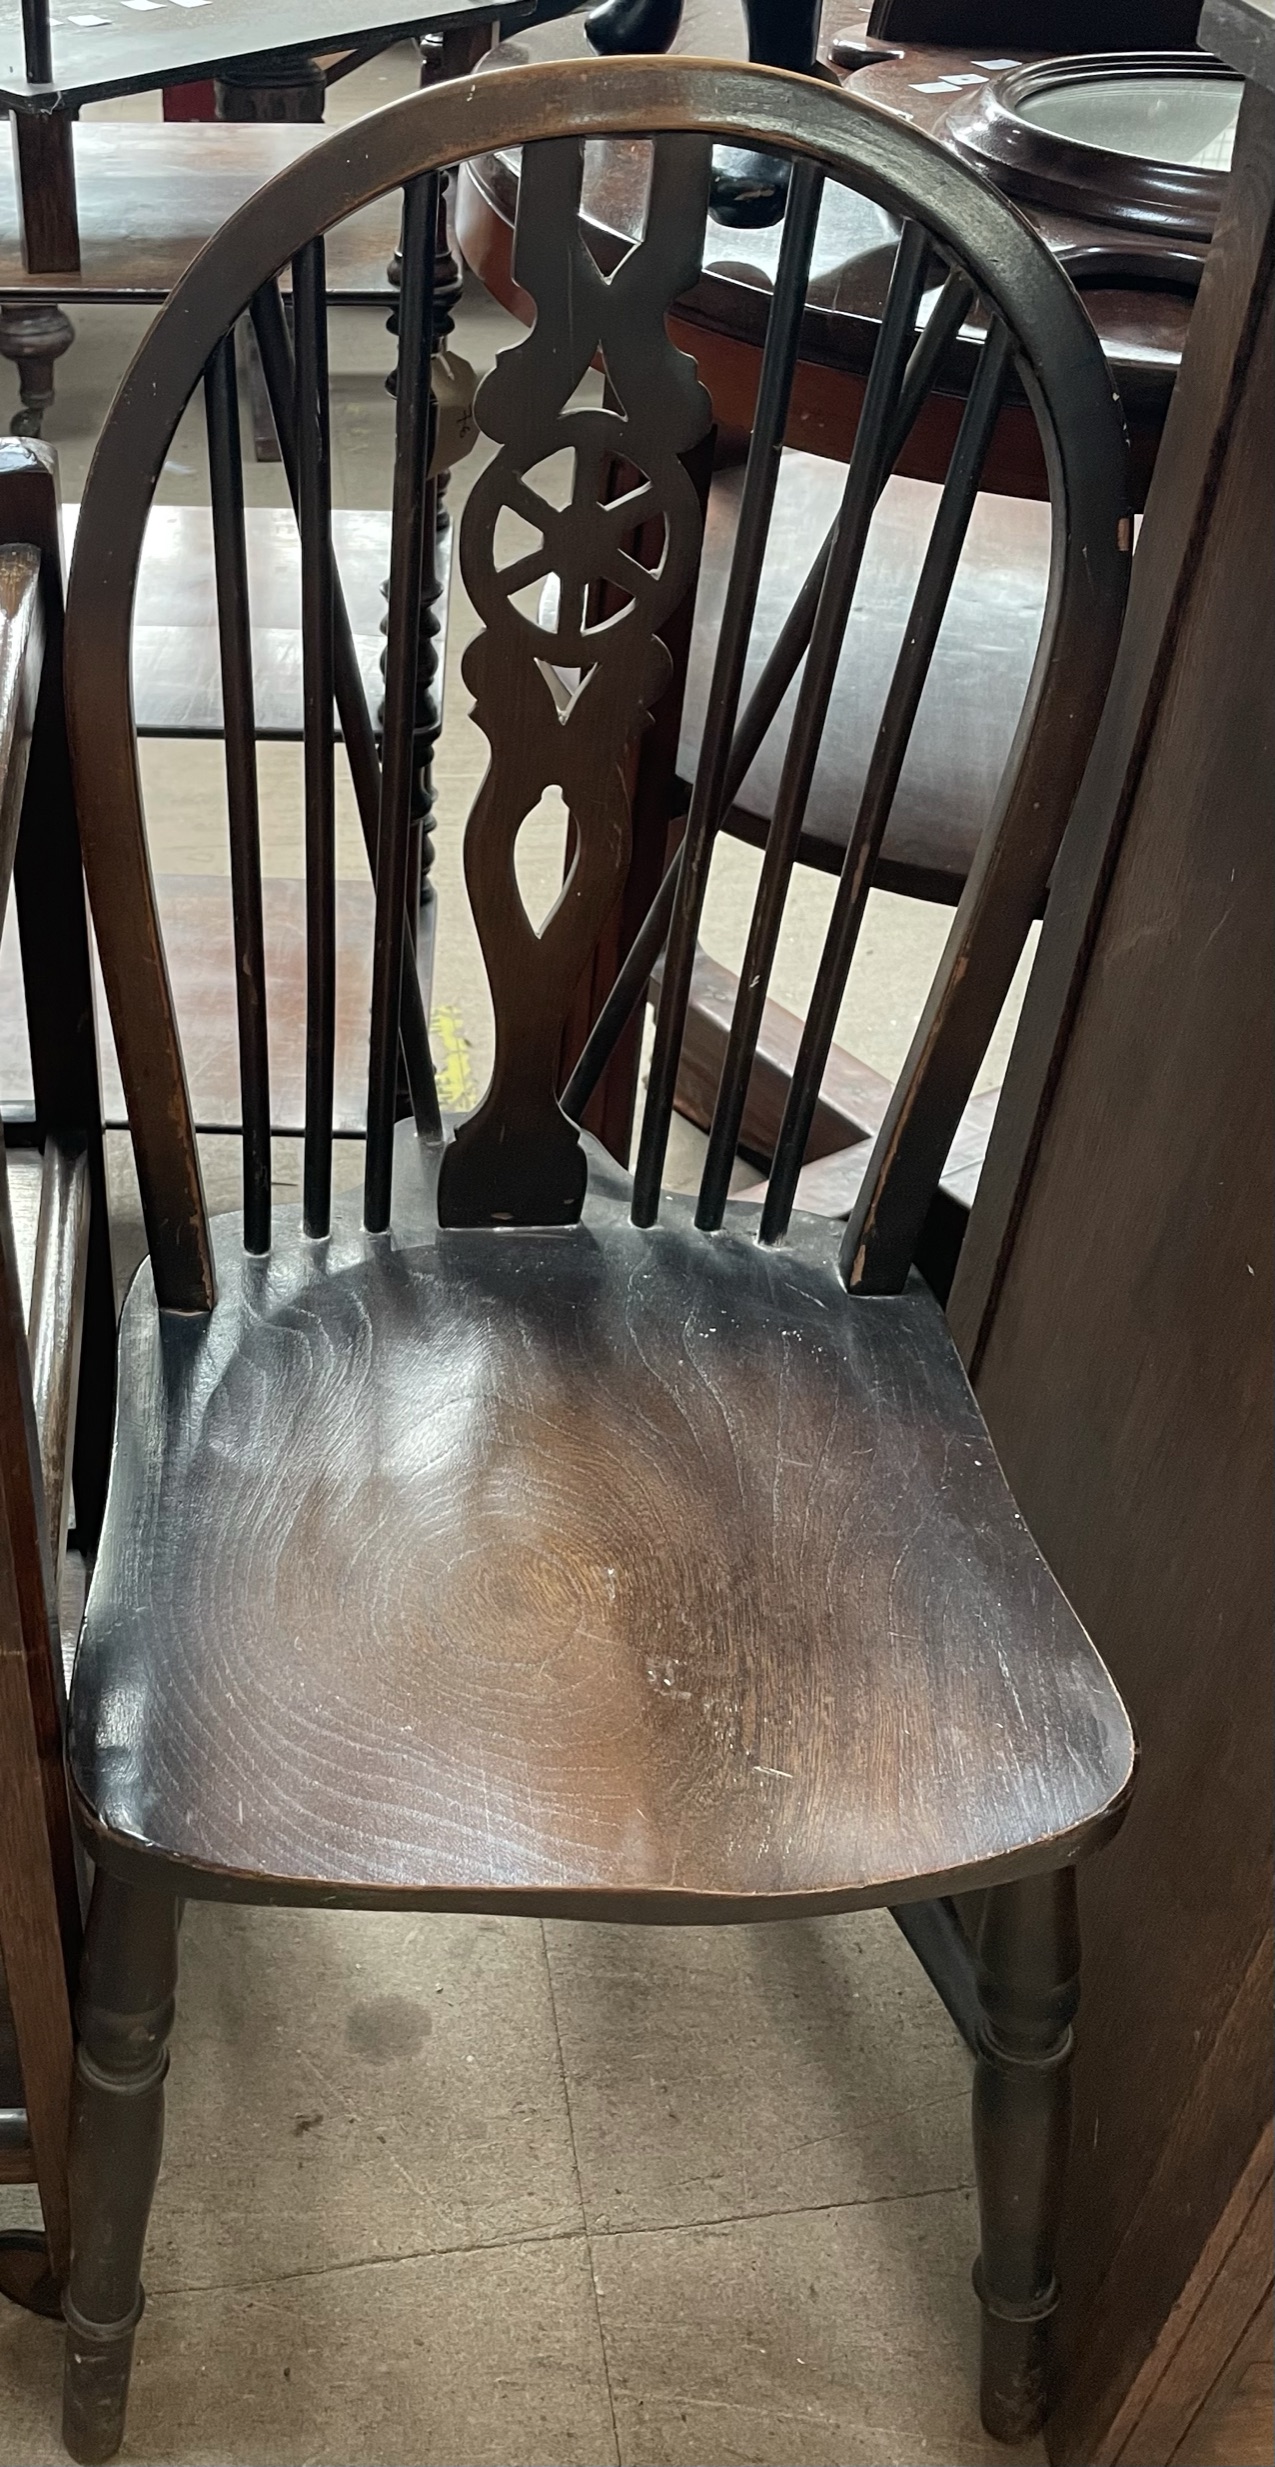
[64,56,1130,1310]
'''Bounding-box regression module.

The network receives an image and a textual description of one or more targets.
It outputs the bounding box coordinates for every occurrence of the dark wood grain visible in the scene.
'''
[867,0,1204,42]
[4,443,115,1552]
[973,1869,1080,2442]
[0,1124,75,2263]
[60,56,1131,1299]
[440,129,714,1227]
[57,63,1137,2452]
[10,108,78,277]
[948,62,1275,2467]
[62,1876,179,2467]
[70,1125,1134,1913]
[0,456,90,2293]
[1168,2280,1274,2467]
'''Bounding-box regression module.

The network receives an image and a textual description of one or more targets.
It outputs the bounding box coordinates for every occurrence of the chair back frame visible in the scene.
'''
[63,57,1131,1312]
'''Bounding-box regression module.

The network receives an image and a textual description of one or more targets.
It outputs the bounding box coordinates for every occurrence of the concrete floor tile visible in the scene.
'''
[142,1905,583,2293]
[594,2198,1045,2467]
[546,1911,972,2234]
[0,2234,616,2467]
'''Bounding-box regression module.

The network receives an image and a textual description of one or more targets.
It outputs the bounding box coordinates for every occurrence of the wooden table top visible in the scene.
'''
[0,0,577,111]
[463,0,1191,497]
[0,121,402,298]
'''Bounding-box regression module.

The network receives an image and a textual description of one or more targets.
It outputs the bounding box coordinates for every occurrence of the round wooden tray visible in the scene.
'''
[946,51,1241,249]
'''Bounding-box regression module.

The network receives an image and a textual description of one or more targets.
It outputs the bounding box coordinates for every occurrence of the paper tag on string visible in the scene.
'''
[429,350,479,478]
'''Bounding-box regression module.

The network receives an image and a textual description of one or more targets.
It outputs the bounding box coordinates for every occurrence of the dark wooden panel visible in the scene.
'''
[948,70,1275,2467]
[1170,2293,1275,2467]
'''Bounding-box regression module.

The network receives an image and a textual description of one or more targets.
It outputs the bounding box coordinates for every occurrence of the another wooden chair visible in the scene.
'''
[57,57,1135,2464]
[0,439,114,2323]
[666,450,1050,1235]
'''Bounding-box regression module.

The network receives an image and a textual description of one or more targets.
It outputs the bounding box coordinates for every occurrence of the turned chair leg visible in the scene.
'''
[62,1873,179,2467]
[972,1866,1080,2444]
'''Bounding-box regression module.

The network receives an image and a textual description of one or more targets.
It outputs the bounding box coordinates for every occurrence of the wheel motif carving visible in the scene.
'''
[438,132,712,1228]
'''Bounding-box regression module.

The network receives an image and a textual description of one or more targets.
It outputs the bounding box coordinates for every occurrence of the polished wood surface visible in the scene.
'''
[70,1123,1134,1911]
[949,48,1275,2467]
[55,65,1136,2456]
[460,0,1193,503]
[0,123,401,303]
[684,457,1050,899]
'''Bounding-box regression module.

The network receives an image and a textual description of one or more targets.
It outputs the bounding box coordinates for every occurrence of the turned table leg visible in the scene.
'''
[0,301,75,437]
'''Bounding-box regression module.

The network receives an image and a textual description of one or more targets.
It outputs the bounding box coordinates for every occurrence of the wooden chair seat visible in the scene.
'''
[681,455,1052,902]
[69,1130,1133,1912]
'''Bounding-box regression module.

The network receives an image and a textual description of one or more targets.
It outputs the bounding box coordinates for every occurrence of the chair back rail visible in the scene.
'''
[62,57,1130,1312]
[0,440,111,2278]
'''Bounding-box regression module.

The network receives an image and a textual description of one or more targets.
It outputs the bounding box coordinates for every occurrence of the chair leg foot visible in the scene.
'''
[61,1873,179,2467]
[972,1867,1079,2444]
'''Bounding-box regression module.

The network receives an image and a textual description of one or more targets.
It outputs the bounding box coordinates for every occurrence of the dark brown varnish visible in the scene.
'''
[57,57,1136,2463]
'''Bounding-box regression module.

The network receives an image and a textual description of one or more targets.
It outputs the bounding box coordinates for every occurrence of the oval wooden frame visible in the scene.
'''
[947,51,1241,242]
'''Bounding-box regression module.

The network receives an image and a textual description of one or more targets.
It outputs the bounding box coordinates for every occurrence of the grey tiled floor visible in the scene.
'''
[2,1905,1042,2466]
[0,46,1045,2467]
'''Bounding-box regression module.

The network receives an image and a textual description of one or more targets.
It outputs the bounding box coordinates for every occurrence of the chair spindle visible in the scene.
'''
[293,239,337,1237]
[204,334,272,1254]
[365,172,440,1232]
[721,266,976,813]
[760,317,1013,1242]
[695,218,932,1232]
[572,266,976,1167]
[249,280,440,1143]
[630,159,824,1225]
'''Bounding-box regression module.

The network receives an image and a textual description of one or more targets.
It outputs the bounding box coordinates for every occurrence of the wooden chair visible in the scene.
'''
[57,56,1135,2464]
[0,439,114,2322]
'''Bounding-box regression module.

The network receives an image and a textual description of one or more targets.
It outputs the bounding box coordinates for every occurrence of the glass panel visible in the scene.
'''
[1019,72,1242,171]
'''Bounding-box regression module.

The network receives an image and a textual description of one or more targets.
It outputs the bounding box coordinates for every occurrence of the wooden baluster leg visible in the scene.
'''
[62,1874,179,2467]
[972,1866,1080,2443]
[0,303,75,438]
